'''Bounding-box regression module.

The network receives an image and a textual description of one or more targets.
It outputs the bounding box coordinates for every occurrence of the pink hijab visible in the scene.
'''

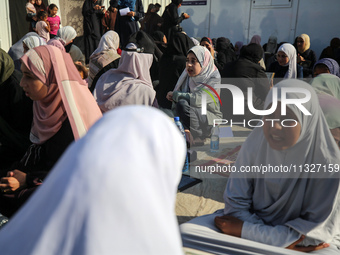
[250,35,261,45]
[21,45,102,144]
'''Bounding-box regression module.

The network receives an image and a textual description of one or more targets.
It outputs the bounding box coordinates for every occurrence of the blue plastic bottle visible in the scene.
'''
[174,117,189,173]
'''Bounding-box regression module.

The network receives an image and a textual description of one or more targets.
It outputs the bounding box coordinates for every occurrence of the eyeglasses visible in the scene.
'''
[276,54,288,58]
[186,58,199,65]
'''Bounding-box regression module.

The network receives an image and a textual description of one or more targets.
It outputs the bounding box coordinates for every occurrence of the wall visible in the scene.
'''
[180,0,340,58]
[0,0,12,51]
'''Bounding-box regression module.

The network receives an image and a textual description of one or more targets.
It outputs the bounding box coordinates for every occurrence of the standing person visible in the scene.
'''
[34,0,47,12]
[25,0,37,31]
[0,106,185,255]
[0,45,102,218]
[82,0,106,64]
[47,4,61,39]
[141,4,163,36]
[35,11,50,42]
[115,0,144,48]
[296,33,317,78]
[161,0,189,41]
[102,0,118,32]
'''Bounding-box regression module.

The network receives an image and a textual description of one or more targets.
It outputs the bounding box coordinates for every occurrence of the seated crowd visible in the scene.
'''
[0,0,340,253]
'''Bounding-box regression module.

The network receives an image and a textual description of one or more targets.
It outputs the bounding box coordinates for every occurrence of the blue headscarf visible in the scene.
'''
[313,58,340,78]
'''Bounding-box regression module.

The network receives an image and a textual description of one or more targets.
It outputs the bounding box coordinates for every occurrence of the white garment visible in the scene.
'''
[56,26,77,45]
[277,43,297,78]
[22,36,46,50]
[0,106,186,255]
[224,79,340,248]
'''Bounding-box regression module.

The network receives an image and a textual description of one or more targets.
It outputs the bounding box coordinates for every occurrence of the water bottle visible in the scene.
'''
[210,125,220,153]
[174,117,189,173]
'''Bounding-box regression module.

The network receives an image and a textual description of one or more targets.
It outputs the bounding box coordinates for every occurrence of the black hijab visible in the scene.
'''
[240,43,263,63]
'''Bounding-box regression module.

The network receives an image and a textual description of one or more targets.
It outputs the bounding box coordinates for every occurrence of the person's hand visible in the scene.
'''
[127,11,135,17]
[183,13,190,19]
[214,215,243,237]
[286,235,329,252]
[0,170,27,192]
[166,91,173,101]
[94,4,101,10]
[297,54,305,63]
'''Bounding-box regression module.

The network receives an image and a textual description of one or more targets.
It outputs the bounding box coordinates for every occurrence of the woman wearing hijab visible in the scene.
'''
[82,0,105,64]
[214,37,236,73]
[234,41,243,58]
[221,43,270,125]
[200,37,215,58]
[0,45,102,218]
[7,32,40,71]
[319,37,340,60]
[166,45,222,142]
[161,0,189,42]
[263,35,278,67]
[114,0,145,49]
[313,58,340,78]
[0,49,32,170]
[268,43,303,82]
[318,93,340,150]
[181,80,340,254]
[88,30,121,92]
[249,35,266,70]
[0,106,185,255]
[296,33,317,78]
[156,31,194,109]
[141,3,163,36]
[22,36,46,53]
[48,26,86,65]
[94,43,156,112]
[310,73,340,100]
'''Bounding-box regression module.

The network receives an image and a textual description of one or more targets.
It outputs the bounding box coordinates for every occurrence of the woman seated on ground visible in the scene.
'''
[156,31,194,110]
[0,106,185,255]
[0,45,102,218]
[48,26,85,65]
[94,42,156,112]
[296,34,317,78]
[181,79,340,254]
[22,35,46,53]
[166,45,222,145]
[310,73,340,100]
[7,32,40,71]
[318,93,340,150]
[88,31,121,92]
[220,43,270,125]
[319,37,340,60]
[214,37,236,73]
[200,37,215,58]
[313,58,340,77]
[0,49,32,170]
[268,43,303,83]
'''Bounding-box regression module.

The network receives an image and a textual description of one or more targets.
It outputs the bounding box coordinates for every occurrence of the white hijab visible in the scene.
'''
[277,43,297,79]
[224,79,340,246]
[88,31,121,88]
[0,106,185,255]
[22,36,46,50]
[174,45,220,92]
[94,43,155,112]
[56,26,77,45]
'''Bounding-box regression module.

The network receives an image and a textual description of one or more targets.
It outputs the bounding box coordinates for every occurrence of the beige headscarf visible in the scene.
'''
[297,34,311,53]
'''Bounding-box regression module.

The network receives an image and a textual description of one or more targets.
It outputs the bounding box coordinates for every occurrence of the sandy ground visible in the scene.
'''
[176,125,252,225]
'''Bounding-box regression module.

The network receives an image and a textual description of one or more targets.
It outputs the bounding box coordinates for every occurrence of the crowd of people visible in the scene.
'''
[0,0,340,253]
